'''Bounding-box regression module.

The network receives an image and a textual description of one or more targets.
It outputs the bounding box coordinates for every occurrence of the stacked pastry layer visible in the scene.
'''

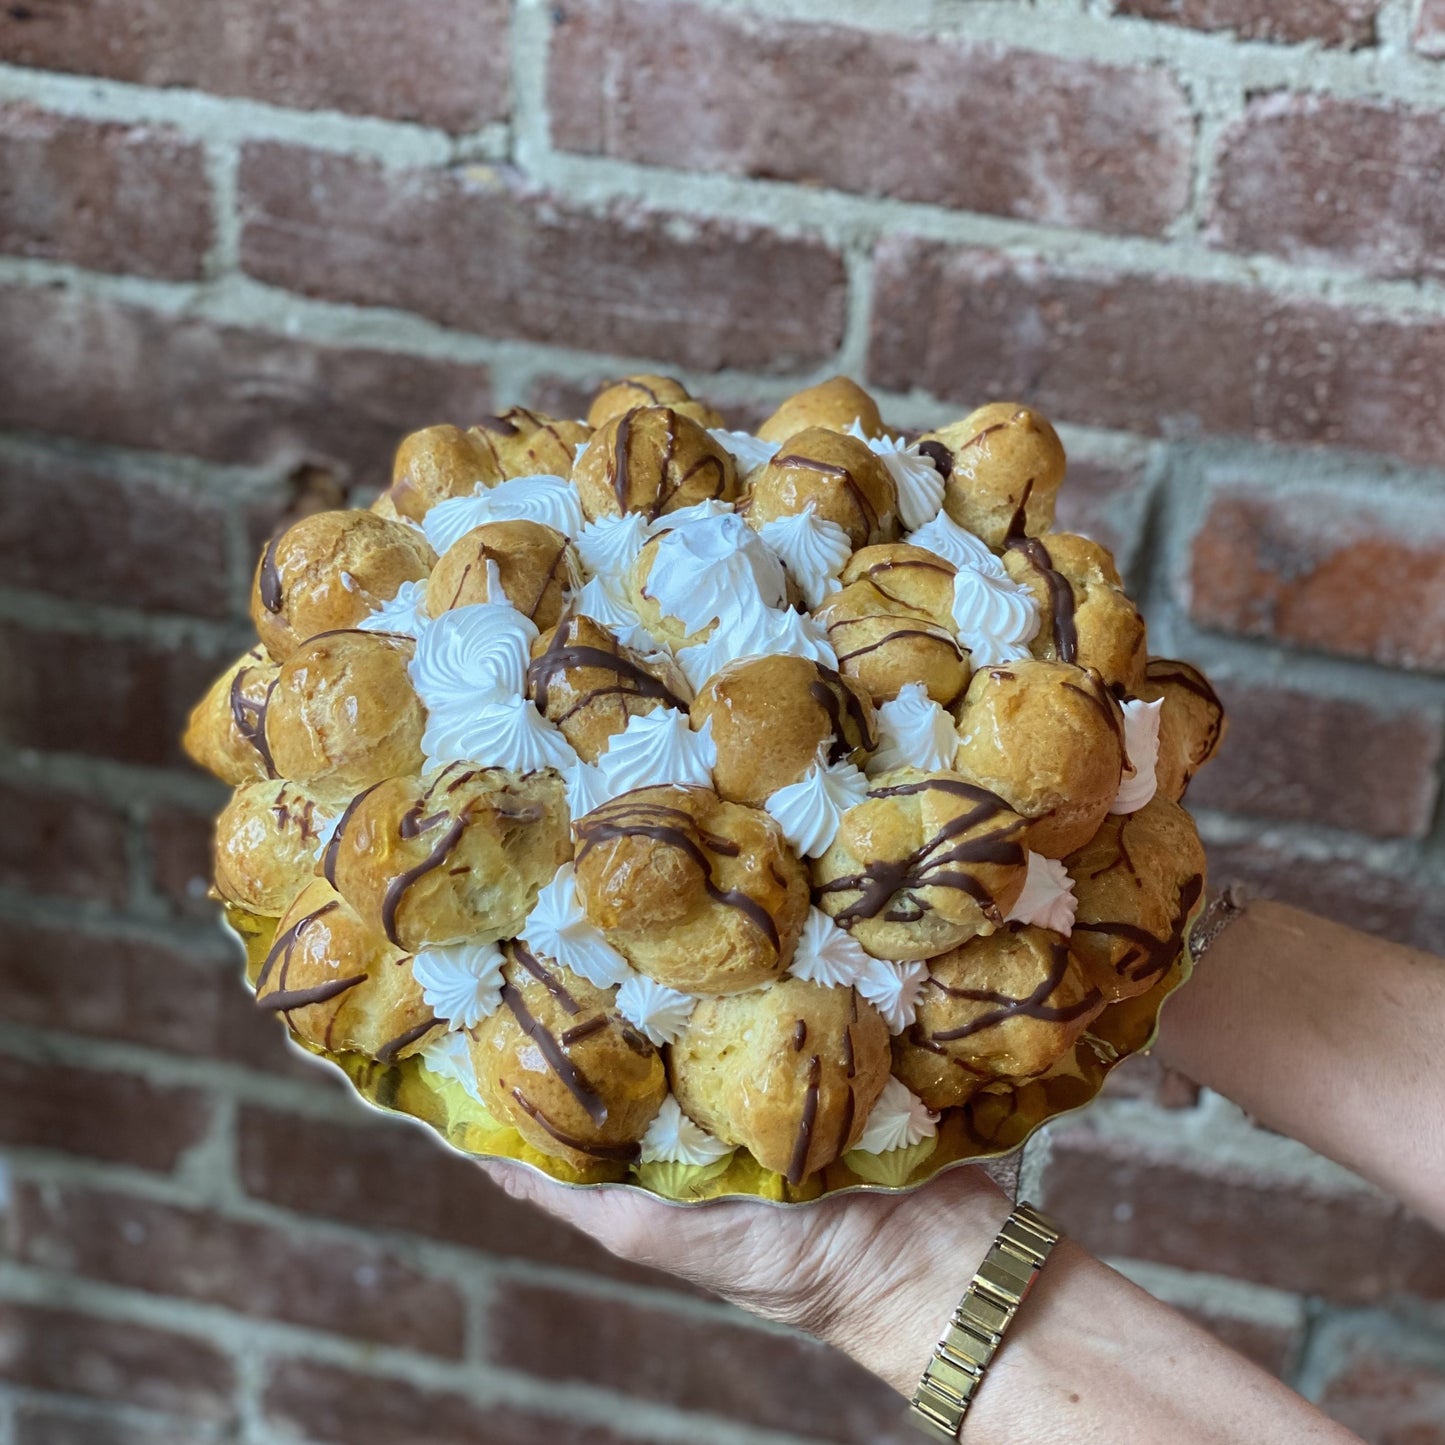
[186,375,1225,1187]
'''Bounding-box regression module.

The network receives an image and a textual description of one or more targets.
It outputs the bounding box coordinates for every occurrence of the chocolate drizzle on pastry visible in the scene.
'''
[772,452,881,537]
[511,941,582,1015]
[576,799,782,952]
[375,1016,444,1063]
[1073,873,1204,986]
[229,667,278,776]
[527,620,687,720]
[322,782,385,887]
[255,900,369,1018]
[916,440,953,481]
[258,535,285,613]
[817,779,1025,929]
[1005,535,1077,663]
[808,665,879,759]
[381,811,471,946]
[787,1054,823,1185]
[510,1088,640,1162]
[923,932,1101,1042]
[500,980,608,1125]
[256,900,339,994]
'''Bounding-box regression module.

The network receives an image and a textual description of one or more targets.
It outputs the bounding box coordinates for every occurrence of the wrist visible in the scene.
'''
[813,1170,1014,1397]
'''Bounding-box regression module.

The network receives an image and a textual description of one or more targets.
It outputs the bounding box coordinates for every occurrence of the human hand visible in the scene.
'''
[482,1158,1010,1394]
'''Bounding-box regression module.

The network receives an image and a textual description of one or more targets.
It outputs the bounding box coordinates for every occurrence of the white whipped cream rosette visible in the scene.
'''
[764,752,869,858]
[616,975,697,1047]
[576,512,651,581]
[357,577,431,639]
[757,505,852,609]
[951,565,1041,667]
[908,510,1006,576]
[520,864,632,989]
[1006,853,1078,936]
[1112,697,1164,814]
[676,604,836,691]
[411,941,507,1029]
[592,709,717,801]
[707,429,779,478]
[847,420,945,532]
[870,682,958,774]
[854,958,930,1034]
[423,473,586,552]
[788,907,874,988]
[643,511,787,636]
[417,1030,485,1103]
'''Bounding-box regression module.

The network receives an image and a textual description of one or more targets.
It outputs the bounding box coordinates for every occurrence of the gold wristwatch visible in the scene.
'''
[907,1201,1061,1441]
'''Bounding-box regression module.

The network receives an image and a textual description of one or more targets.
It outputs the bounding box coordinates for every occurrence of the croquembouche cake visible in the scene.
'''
[185,375,1225,1200]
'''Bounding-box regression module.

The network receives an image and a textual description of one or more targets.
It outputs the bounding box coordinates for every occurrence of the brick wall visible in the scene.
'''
[1,2,1443,1442]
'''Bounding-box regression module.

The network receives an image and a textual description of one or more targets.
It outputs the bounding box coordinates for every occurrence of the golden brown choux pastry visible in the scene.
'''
[573,406,737,521]
[470,943,667,1173]
[212,779,330,916]
[469,408,592,480]
[251,510,434,662]
[182,645,280,786]
[689,655,876,806]
[527,615,691,763]
[812,769,1030,961]
[324,764,571,951]
[1002,533,1147,694]
[384,424,505,523]
[918,404,1065,548]
[425,519,578,631]
[840,542,956,620]
[1137,659,1228,802]
[814,578,970,708]
[892,925,1104,1110]
[573,785,810,994]
[953,660,1125,858]
[746,427,899,548]
[263,630,426,804]
[586,376,723,431]
[671,978,891,1184]
[255,878,439,1062]
[1065,795,1207,1003]
[755,377,886,444]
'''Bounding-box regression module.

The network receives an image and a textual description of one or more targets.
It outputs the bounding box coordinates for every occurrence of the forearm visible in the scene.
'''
[1154,900,1445,1224]
[822,1175,1358,1444]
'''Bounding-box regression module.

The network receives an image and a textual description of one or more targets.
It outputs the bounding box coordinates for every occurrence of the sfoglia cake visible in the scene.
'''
[184,376,1227,1202]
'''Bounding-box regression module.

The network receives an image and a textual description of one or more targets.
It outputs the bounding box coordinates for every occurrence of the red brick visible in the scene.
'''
[145,802,220,918]
[0,918,324,1079]
[263,1358,836,1445]
[0,102,211,278]
[1186,680,1444,837]
[1179,1308,1301,1377]
[0,1302,235,1422]
[1211,95,1445,282]
[491,1281,903,1441]
[1186,486,1445,674]
[1051,457,1151,585]
[1100,1051,1202,1109]
[0,777,130,905]
[549,2,1192,238]
[8,1182,466,1356]
[236,1104,695,1292]
[1204,837,1445,954]
[1114,0,1380,47]
[1320,1343,1445,1445]
[0,620,223,768]
[15,1409,207,1445]
[0,1054,209,1171]
[0,446,233,617]
[1415,0,1445,57]
[1039,1132,1444,1304]
[0,286,491,487]
[866,240,1445,470]
[0,0,509,133]
[237,146,846,373]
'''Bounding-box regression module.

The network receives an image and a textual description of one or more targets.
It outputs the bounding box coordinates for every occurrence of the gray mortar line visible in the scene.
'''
[1106,1256,1310,1330]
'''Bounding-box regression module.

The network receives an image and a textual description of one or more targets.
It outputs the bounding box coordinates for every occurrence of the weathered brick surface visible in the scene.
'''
[1100,1051,1202,1109]
[0,286,492,486]
[0,620,224,768]
[236,1105,692,1293]
[0,1303,235,1422]
[0,103,212,278]
[1318,1341,1445,1444]
[1205,837,1445,954]
[237,146,847,372]
[0,778,130,905]
[0,918,324,1078]
[550,2,1193,237]
[1186,485,1445,674]
[1051,457,1151,584]
[0,1054,210,1171]
[1211,95,1445,282]
[1415,0,1445,57]
[15,1408,216,1445]
[0,0,510,132]
[1113,0,1381,47]
[1040,1133,1445,1303]
[1179,1307,1302,1377]
[145,802,222,918]
[1186,680,1444,837]
[867,240,1445,469]
[263,1359,660,1445]
[8,1182,467,1356]
[490,1280,907,1442]
[0,446,233,617]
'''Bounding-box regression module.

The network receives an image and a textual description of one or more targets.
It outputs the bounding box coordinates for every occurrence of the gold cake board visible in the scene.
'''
[225,904,1199,1207]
